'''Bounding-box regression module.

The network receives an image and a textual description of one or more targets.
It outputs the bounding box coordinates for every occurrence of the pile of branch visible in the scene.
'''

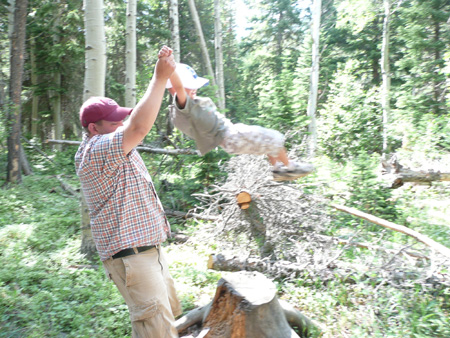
[193,155,330,260]
[190,155,450,290]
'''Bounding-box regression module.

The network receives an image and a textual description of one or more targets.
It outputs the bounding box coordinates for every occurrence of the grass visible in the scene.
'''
[0,152,449,337]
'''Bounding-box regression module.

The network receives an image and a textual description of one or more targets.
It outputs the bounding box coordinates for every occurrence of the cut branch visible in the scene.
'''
[331,204,450,259]
[46,139,200,155]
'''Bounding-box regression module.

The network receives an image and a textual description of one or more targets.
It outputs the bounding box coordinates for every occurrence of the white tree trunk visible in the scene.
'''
[214,0,225,111]
[381,0,391,158]
[169,0,180,63]
[83,0,106,101]
[187,0,217,90]
[306,0,321,158]
[125,0,137,107]
[81,0,106,259]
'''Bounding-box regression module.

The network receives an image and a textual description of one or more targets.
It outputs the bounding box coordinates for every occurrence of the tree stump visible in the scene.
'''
[201,271,299,338]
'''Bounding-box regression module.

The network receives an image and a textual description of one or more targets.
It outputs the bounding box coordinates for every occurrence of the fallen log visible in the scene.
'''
[176,271,318,338]
[331,204,450,259]
[207,254,310,279]
[382,156,450,188]
[46,139,200,155]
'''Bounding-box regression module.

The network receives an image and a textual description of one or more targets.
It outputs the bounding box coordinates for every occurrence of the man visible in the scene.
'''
[75,46,181,337]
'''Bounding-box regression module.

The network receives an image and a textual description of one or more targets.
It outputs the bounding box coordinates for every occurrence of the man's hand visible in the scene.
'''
[158,45,173,59]
[155,46,175,81]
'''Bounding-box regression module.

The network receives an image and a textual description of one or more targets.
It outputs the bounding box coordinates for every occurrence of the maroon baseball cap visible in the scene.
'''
[80,97,133,127]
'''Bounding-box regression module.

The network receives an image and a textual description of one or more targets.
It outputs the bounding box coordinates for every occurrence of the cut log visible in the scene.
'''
[382,156,450,188]
[236,191,252,209]
[207,254,309,279]
[332,204,450,259]
[202,271,300,338]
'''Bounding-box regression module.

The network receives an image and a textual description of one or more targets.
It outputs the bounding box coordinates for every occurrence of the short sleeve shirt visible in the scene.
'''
[75,128,170,261]
[170,95,231,155]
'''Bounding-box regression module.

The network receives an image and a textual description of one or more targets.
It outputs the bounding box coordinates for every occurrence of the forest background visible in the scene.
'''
[0,0,449,337]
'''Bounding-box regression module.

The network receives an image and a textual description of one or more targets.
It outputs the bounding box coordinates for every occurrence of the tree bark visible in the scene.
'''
[306,0,321,159]
[169,0,180,63]
[125,0,137,107]
[7,0,28,184]
[83,0,106,99]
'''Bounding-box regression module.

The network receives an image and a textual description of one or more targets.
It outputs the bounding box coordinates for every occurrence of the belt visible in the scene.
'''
[112,245,156,259]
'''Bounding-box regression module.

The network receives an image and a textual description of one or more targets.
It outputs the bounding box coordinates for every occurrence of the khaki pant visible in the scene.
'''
[103,246,182,338]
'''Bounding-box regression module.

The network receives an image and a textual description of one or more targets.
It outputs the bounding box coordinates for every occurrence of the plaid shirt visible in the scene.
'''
[75,128,170,261]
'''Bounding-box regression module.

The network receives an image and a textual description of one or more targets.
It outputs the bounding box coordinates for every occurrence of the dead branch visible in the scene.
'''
[194,155,329,259]
[56,174,79,197]
[382,155,450,188]
[46,139,200,155]
[176,302,212,333]
[165,209,218,222]
[331,204,450,259]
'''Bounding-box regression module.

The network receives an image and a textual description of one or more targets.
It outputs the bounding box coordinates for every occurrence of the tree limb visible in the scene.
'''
[46,139,200,155]
[331,204,450,259]
[165,209,218,222]
[382,156,450,188]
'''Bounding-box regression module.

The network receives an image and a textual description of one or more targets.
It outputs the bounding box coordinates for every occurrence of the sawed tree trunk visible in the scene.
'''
[176,271,318,337]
